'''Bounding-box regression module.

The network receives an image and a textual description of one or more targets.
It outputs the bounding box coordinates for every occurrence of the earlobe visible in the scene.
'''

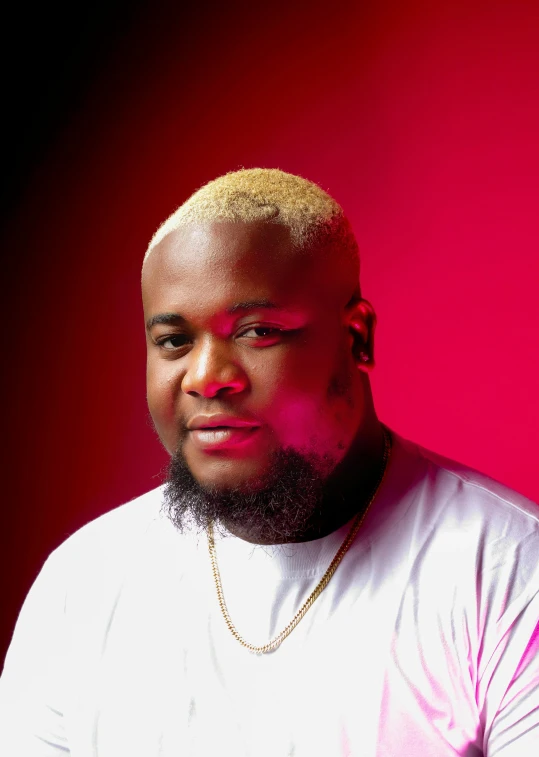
[347,298,377,372]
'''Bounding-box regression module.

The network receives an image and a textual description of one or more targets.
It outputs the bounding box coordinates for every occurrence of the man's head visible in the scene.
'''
[142,168,380,542]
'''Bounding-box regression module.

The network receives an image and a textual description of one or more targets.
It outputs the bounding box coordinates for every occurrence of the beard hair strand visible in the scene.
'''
[162,446,335,544]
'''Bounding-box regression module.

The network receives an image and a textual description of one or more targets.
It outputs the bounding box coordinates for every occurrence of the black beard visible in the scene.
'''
[162,446,339,544]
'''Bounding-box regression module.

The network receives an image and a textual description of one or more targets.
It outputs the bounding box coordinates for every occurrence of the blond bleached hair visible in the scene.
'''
[144,168,359,266]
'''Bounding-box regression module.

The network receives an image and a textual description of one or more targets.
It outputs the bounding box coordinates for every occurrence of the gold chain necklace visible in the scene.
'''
[207,426,392,654]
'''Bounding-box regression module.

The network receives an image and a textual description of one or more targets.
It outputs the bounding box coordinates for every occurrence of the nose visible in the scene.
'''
[181,336,249,398]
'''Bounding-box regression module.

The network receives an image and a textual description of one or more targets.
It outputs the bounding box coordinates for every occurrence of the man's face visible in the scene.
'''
[142,221,368,494]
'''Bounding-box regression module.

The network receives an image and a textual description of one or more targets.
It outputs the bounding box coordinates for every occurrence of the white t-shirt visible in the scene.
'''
[1,432,538,756]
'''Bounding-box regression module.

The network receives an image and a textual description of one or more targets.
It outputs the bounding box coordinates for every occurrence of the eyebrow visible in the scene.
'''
[145,313,185,331]
[226,299,280,314]
[145,300,280,331]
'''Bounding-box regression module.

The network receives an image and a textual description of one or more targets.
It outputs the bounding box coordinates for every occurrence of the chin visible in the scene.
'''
[164,440,331,542]
[186,454,274,493]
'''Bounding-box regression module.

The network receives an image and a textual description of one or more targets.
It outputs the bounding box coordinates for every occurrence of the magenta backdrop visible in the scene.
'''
[3,0,539,660]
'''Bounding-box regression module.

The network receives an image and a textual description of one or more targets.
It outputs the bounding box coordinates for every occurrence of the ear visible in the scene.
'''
[345,297,377,372]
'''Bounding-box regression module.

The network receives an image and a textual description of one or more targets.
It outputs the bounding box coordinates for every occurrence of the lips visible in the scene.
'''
[186,414,261,451]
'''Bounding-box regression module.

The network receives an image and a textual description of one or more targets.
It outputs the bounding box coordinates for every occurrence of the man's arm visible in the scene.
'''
[484,613,539,753]
[0,552,71,755]
[481,546,539,755]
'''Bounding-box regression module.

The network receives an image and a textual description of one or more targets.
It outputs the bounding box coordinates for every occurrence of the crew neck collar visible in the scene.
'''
[211,430,420,578]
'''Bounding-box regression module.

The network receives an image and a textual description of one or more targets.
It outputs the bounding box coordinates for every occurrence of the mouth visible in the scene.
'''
[188,425,261,451]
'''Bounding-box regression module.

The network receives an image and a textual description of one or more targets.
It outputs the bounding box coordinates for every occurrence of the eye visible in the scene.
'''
[156,334,191,350]
[240,326,280,338]
[237,325,287,346]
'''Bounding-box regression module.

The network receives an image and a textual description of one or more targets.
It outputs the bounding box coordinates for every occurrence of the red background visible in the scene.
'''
[2,0,539,662]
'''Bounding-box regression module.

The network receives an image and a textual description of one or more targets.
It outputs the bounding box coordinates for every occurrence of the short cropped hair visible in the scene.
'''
[144,168,359,267]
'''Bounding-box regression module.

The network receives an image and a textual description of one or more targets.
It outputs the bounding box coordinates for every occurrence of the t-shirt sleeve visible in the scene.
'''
[481,532,539,755]
[0,551,71,755]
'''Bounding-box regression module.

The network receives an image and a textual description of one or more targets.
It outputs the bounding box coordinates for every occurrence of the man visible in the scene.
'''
[1,168,538,755]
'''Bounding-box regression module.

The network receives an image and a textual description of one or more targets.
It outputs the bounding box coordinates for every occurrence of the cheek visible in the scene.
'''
[247,344,327,404]
[146,361,178,449]
[327,351,355,406]
[254,340,359,451]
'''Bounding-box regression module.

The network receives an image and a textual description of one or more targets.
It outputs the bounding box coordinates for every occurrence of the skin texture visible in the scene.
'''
[142,220,384,543]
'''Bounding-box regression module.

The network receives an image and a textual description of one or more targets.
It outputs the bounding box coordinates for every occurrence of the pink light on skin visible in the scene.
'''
[189,426,261,451]
[143,220,379,498]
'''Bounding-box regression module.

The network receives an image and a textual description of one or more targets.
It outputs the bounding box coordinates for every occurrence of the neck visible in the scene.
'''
[224,419,387,545]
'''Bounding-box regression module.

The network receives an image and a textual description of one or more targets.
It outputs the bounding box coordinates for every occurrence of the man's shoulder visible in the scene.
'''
[393,432,539,534]
[29,484,195,621]
[388,433,539,601]
[420,441,537,519]
[49,485,169,569]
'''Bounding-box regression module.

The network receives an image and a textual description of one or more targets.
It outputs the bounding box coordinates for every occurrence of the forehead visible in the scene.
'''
[142,221,339,317]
